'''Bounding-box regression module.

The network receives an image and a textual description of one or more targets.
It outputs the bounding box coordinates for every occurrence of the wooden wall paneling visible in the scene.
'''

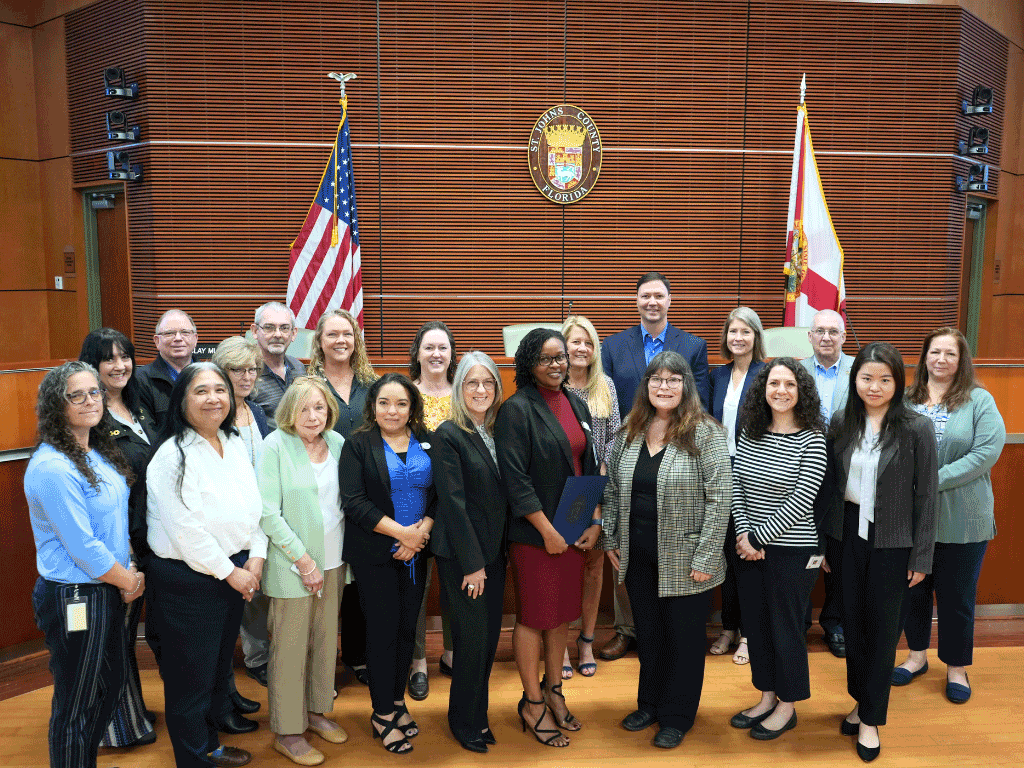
[32,16,69,160]
[1001,44,1023,174]
[0,159,45,292]
[0,22,40,159]
[1,293,51,363]
[38,158,76,286]
[979,442,1022,604]
[0,369,47,451]
[46,290,82,360]
[955,11,1007,196]
[0,460,44,650]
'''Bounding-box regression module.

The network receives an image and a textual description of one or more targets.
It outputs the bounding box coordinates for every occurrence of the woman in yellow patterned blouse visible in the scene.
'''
[408,321,458,699]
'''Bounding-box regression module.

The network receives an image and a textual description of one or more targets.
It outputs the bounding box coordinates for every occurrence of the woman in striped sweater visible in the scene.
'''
[729,357,827,742]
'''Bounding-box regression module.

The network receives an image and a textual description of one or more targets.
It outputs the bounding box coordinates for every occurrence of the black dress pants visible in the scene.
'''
[720,515,742,633]
[624,518,711,732]
[340,580,368,668]
[351,556,427,714]
[437,554,506,742]
[737,545,818,703]
[148,553,246,768]
[841,502,910,726]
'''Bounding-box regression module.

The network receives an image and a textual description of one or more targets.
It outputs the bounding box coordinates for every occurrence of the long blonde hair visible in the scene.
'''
[308,309,376,385]
[561,315,613,418]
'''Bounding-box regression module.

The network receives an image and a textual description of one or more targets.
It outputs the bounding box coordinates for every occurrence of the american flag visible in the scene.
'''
[287,97,363,329]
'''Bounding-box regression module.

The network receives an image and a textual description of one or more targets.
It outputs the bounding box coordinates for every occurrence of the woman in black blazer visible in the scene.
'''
[708,306,766,664]
[79,328,159,749]
[824,342,938,762]
[431,351,508,754]
[494,328,601,749]
[338,373,436,755]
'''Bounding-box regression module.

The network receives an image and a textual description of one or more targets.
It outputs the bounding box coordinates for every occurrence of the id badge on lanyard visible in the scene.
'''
[64,584,88,633]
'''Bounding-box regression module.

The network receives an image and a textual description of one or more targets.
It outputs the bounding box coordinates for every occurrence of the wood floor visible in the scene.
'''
[2,624,1022,767]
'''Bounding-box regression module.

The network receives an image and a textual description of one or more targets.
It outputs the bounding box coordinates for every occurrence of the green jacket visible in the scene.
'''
[932,388,1005,544]
[258,429,345,598]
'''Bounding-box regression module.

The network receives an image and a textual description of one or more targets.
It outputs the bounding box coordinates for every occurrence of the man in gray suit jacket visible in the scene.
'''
[800,308,854,658]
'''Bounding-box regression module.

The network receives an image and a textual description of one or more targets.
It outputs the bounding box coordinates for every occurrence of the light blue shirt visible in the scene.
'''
[642,326,668,365]
[26,443,130,584]
[812,358,841,423]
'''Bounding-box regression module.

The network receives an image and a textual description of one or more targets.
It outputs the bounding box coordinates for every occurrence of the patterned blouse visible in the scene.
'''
[910,402,951,446]
[421,392,452,431]
[565,374,621,465]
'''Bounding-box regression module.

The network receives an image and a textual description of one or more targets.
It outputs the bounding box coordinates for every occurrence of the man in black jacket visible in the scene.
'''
[135,309,197,431]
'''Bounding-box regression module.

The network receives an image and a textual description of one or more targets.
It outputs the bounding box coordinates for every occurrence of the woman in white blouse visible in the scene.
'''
[146,362,268,768]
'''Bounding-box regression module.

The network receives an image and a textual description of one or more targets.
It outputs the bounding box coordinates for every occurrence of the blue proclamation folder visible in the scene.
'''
[552,475,610,544]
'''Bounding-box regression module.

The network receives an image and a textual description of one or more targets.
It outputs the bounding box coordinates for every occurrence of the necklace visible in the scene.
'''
[240,403,256,468]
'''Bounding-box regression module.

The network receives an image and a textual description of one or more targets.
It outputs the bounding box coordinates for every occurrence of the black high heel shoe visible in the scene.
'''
[517,692,567,747]
[541,675,581,731]
[371,712,413,754]
[393,702,419,738]
[480,727,496,745]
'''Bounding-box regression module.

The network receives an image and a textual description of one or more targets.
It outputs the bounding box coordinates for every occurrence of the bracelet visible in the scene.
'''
[591,518,604,526]
[299,564,317,576]
[124,575,142,596]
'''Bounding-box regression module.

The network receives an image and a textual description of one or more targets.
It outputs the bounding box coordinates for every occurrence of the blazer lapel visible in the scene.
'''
[524,387,575,473]
[567,389,599,473]
[369,428,392,497]
[468,429,501,480]
[629,326,649,381]
[877,431,899,479]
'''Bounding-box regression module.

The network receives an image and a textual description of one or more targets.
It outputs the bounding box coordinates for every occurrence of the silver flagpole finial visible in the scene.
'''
[800,73,806,105]
[327,72,358,98]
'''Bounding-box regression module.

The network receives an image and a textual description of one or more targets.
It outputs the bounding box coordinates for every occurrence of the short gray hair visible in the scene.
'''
[812,309,845,333]
[155,309,197,334]
[253,301,295,327]
[449,351,503,433]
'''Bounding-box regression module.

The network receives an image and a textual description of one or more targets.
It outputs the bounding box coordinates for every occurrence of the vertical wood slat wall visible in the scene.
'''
[66,0,1007,360]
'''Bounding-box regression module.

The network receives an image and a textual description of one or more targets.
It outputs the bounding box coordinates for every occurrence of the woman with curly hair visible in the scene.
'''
[729,358,827,743]
[26,361,142,768]
[79,329,158,749]
[308,308,377,439]
[494,328,601,748]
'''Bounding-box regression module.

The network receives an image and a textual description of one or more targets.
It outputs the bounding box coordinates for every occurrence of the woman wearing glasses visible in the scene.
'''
[495,329,601,748]
[431,352,508,753]
[602,352,731,749]
[27,361,141,768]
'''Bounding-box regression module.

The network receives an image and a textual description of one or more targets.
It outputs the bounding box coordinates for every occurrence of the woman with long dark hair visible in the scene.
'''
[893,329,1004,705]
[338,372,436,754]
[729,358,826,743]
[26,361,141,768]
[79,329,158,748]
[146,362,267,768]
[603,351,731,749]
[825,342,938,761]
[495,328,601,748]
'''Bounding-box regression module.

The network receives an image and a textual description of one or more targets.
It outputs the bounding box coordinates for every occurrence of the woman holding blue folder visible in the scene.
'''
[602,351,731,749]
[495,328,601,749]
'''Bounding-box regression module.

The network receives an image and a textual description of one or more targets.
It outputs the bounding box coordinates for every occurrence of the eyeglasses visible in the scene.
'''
[156,329,196,340]
[538,354,567,366]
[811,328,842,338]
[649,376,684,390]
[228,366,259,377]
[65,388,105,405]
[257,323,293,335]
[463,378,496,391]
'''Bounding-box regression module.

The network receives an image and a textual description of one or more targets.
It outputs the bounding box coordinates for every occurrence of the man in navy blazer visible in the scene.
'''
[597,272,710,661]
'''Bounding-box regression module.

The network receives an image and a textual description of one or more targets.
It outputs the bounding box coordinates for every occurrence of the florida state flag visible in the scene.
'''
[783,100,847,326]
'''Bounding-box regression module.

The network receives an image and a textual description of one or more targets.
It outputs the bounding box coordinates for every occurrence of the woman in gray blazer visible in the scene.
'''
[259,377,349,765]
[894,328,1005,705]
[825,342,938,762]
[602,351,731,750]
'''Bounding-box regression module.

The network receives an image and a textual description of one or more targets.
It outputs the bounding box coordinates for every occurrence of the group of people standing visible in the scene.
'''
[24,271,1005,768]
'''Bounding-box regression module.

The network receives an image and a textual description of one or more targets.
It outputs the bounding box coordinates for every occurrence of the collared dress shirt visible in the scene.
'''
[642,325,668,365]
[845,426,881,540]
[812,357,841,423]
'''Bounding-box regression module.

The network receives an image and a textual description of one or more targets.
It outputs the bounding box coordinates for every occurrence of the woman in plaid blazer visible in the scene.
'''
[602,351,732,749]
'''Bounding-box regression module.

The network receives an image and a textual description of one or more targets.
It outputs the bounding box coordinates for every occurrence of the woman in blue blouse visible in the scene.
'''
[338,373,436,754]
[26,361,142,768]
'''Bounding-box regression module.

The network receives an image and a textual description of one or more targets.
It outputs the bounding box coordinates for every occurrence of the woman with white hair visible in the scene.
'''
[431,351,508,753]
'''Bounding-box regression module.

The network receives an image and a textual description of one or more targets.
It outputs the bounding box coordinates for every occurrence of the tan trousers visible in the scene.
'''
[268,567,341,735]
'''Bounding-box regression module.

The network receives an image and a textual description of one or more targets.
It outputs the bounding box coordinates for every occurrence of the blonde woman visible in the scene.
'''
[560,315,619,678]
[308,309,377,440]
[259,377,348,765]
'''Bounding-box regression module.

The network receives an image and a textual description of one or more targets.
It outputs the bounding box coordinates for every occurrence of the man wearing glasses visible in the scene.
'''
[135,309,198,430]
[597,272,711,662]
[249,302,306,429]
[800,308,854,659]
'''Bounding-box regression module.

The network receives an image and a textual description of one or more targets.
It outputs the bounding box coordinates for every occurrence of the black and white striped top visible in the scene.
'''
[731,428,827,550]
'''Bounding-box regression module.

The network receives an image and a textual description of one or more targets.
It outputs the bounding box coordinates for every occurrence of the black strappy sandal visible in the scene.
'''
[393,702,419,738]
[371,711,413,754]
[517,692,568,747]
[541,675,582,731]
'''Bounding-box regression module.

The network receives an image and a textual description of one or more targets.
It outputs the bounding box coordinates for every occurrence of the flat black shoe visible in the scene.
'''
[824,631,846,658]
[230,691,261,715]
[841,718,859,736]
[481,727,496,745]
[217,711,259,734]
[652,726,685,749]
[857,740,881,762]
[144,709,157,724]
[408,671,429,701]
[621,709,658,731]
[750,711,797,740]
[457,737,488,753]
[245,663,268,687]
[352,665,369,685]
[730,704,777,729]
[439,656,454,677]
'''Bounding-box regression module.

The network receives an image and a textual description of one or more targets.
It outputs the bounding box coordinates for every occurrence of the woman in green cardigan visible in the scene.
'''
[893,328,1006,705]
[259,377,349,765]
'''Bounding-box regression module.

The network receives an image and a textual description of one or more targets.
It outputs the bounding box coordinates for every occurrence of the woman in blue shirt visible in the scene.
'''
[26,361,142,768]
